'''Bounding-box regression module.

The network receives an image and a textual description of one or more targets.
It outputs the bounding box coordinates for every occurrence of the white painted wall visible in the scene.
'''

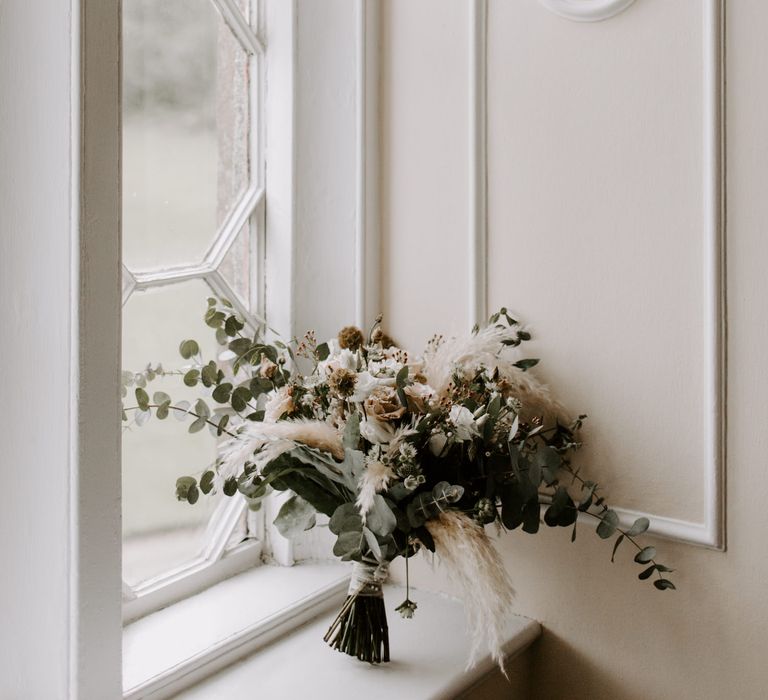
[382,0,768,697]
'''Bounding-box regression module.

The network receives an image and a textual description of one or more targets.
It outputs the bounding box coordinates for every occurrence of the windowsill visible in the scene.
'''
[169,584,541,700]
[123,561,351,699]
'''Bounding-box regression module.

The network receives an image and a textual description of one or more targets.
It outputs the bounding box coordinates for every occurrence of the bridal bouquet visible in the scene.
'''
[123,299,674,668]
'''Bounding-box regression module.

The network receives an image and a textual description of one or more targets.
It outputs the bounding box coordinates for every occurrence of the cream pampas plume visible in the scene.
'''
[216,419,344,488]
[422,324,567,423]
[356,460,394,519]
[425,511,516,671]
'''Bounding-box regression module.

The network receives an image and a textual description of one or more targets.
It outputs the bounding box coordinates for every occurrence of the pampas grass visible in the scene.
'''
[356,460,394,518]
[216,418,344,490]
[426,510,516,671]
[422,323,567,423]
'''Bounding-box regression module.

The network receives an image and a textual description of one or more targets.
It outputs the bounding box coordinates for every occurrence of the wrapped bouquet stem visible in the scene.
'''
[123,300,677,669]
[324,561,390,663]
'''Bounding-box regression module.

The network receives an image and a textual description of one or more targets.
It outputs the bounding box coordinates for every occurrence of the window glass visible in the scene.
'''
[122,0,260,595]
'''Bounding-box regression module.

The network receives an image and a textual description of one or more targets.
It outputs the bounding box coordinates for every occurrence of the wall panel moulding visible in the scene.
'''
[468,0,726,548]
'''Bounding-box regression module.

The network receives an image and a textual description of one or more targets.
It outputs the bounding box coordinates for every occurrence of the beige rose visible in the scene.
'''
[364,386,406,422]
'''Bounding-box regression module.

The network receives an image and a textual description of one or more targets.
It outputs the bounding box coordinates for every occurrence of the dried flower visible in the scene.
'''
[371,328,396,349]
[364,386,406,422]
[403,474,426,491]
[328,368,357,398]
[338,325,365,351]
[264,385,296,422]
[474,497,497,525]
[258,354,278,379]
[395,598,418,619]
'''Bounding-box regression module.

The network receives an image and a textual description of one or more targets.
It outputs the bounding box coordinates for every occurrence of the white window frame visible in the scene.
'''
[121,0,269,623]
[0,0,380,697]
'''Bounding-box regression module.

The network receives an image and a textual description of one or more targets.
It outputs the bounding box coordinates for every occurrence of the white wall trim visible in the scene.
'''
[472,1,726,549]
[702,0,726,550]
[536,0,637,22]
[469,0,488,328]
[75,0,124,695]
[355,0,381,330]
[264,0,297,341]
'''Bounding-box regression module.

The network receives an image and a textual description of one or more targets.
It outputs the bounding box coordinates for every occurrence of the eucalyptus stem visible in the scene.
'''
[123,404,239,438]
[555,464,669,584]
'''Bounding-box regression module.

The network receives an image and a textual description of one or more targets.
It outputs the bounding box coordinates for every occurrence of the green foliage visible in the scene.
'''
[179,339,199,359]
[273,494,317,539]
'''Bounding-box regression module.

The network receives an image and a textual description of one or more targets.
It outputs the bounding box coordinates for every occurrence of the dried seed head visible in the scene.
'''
[328,368,357,398]
[338,325,365,351]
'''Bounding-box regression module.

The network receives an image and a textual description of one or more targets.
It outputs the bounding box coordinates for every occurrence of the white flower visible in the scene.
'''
[368,357,402,378]
[359,415,396,444]
[403,474,426,490]
[399,442,418,461]
[317,342,358,376]
[348,371,381,403]
[337,349,358,371]
[449,405,480,441]
[429,431,448,456]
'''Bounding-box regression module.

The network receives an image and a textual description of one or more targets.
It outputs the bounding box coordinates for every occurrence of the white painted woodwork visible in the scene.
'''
[0,1,122,697]
[536,0,637,22]
[174,585,541,699]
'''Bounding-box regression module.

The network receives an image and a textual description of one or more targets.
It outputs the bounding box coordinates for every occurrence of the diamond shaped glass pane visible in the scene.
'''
[122,279,227,586]
[122,0,251,272]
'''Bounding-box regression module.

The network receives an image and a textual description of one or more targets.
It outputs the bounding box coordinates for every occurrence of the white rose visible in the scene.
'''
[359,416,396,444]
[449,405,480,442]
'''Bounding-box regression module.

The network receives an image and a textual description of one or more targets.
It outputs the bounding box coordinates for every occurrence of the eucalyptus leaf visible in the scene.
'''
[366,494,397,537]
[654,579,676,591]
[362,526,383,562]
[273,494,318,539]
[175,476,196,501]
[231,386,252,412]
[611,534,625,563]
[200,470,215,495]
[333,531,363,560]
[173,400,191,420]
[179,339,200,359]
[135,387,149,411]
[513,358,539,371]
[626,517,650,537]
[329,503,362,535]
[212,383,233,404]
[135,408,151,426]
[634,546,656,564]
[183,369,200,387]
[188,416,207,433]
[596,510,619,539]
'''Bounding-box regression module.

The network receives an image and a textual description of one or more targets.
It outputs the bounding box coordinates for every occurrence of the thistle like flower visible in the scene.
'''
[338,325,365,351]
[328,368,357,398]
